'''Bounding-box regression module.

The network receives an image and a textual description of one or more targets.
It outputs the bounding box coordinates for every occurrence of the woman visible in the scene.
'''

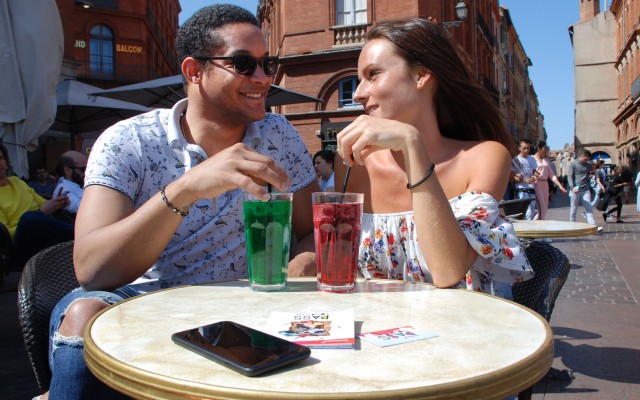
[0,143,68,238]
[601,165,628,223]
[532,140,567,220]
[1,143,72,272]
[336,18,532,298]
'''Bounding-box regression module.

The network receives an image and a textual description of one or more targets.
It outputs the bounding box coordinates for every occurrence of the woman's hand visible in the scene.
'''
[336,115,421,166]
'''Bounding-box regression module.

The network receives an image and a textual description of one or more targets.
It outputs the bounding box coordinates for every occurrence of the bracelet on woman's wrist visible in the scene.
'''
[407,163,436,190]
[160,185,191,217]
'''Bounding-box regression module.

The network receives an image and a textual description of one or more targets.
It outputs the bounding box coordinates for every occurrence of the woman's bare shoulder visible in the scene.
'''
[456,140,511,166]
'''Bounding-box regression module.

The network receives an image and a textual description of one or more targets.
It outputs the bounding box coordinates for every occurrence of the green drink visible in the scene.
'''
[243,192,293,291]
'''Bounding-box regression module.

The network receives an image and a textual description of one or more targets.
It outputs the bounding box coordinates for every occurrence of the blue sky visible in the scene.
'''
[179,1,610,151]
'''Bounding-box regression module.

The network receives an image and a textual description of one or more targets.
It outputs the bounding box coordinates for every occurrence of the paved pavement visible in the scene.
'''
[1,191,638,399]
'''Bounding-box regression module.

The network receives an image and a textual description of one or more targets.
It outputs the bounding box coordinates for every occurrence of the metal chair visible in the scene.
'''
[498,198,534,220]
[17,241,79,393]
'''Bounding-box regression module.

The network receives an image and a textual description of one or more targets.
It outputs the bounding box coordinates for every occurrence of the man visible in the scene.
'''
[53,150,87,213]
[313,149,335,191]
[511,139,539,219]
[567,148,598,226]
[27,165,55,199]
[42,5,318,399]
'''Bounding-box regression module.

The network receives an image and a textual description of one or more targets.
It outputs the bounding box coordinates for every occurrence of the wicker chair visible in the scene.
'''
[512,240,571,400]
[513,240,571,321]
[17,241,79,393]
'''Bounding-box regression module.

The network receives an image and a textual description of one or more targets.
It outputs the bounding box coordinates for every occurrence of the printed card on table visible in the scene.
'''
[357,326,438,347]
[266,310,355,349]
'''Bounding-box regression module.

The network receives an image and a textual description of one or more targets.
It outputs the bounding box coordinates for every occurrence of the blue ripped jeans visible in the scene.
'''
[48,286,140,399]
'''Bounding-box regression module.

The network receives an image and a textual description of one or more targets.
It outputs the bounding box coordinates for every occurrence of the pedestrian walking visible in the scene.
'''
[567,149,598,228]
[635,170,640,213]
[601,165,630,223]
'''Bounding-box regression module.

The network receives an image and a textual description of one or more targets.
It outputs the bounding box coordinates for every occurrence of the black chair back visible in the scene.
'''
[17,241,79,392]
[498,198,534,220]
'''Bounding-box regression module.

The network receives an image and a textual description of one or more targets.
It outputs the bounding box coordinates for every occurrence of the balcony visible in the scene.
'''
[332,24,367,47]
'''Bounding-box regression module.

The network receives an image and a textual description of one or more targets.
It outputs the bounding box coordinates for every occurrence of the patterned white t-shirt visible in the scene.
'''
[85,99,316,291]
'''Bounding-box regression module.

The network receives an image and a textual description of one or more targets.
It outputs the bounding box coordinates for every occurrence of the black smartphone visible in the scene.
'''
[171,321,311,377]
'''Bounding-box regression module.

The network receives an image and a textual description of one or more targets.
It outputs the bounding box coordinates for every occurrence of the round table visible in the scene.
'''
[84,278,553,399]
[512,219,598,239]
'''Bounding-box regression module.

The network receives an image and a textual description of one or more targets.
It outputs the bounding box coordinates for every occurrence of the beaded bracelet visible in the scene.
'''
[407,163,436,190]
[160,185,189,217]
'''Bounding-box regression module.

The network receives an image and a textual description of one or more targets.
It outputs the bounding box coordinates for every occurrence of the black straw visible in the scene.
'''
[341,166,351,194]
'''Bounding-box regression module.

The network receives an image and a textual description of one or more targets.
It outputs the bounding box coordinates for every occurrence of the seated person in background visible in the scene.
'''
[0,143,69,240]
[53,150,87,214]
[313,149,335,191]
[42,5,318,399]
[333,18,532,299]
[0,143,72,271]
[27,165,56,199]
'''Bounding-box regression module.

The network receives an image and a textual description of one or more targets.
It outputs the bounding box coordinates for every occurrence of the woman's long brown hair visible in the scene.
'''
[366,18,517,155]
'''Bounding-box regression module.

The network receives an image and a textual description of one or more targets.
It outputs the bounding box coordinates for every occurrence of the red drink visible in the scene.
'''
[312,193,363,293]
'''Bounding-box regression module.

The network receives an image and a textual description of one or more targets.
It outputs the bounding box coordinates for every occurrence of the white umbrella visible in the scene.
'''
[94,75,323,108]
[0,0,63,178]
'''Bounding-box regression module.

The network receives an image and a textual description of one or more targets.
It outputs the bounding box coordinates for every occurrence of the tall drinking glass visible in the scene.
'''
[312,192,364,293]
[243,192,293,291]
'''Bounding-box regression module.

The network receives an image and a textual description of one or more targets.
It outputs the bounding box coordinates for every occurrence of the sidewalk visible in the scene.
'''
[531,192,640,399]
[0,192,638,399]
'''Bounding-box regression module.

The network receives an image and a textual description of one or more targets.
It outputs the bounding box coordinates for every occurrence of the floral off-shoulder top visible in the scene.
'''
[358,192,533,298]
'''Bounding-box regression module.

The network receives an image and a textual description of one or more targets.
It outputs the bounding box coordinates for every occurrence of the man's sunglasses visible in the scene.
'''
[69,166,86,172]
[195,55,278,77]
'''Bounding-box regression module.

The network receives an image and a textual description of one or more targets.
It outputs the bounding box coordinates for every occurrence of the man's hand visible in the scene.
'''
[288,252,317,277]
[172,143,292,209]
[39,188,69,215]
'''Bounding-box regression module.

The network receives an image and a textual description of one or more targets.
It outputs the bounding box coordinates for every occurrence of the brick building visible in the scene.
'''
[572,0,617,164]
[611,0,640,170]
[258,0,542,155]
[56,0,180,85]
[31,0,181,172]
[572,0,640,173]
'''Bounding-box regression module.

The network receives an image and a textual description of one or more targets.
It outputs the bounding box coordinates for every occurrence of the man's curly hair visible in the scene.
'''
[176,4,259,63]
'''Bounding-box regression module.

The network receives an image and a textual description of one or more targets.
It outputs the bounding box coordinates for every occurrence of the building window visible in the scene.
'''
[339,77,360,108]
[90,24,114,79]
[336,0,367,26]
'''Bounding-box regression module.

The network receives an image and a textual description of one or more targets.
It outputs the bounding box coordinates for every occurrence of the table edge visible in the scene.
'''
[84,280,554,400]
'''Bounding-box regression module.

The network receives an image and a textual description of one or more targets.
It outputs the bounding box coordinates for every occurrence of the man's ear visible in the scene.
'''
[181,57,202,84]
